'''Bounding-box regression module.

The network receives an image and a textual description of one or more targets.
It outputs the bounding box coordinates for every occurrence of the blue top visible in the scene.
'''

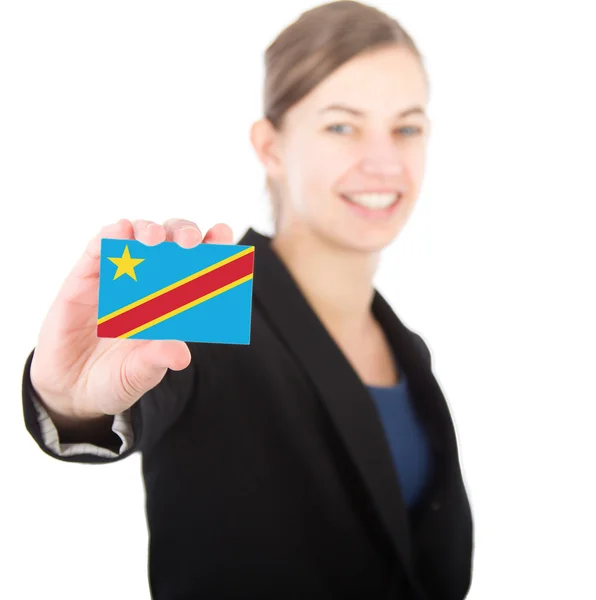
[366,362,433,510]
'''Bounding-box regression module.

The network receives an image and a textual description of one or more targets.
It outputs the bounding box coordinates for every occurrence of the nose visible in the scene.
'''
[359,135,404,178]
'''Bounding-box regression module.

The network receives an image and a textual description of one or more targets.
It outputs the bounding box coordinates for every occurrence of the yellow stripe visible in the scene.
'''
[117,273,253,338]
[98,246,254,325]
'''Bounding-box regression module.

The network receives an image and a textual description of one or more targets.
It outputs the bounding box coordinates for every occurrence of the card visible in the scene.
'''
[97,238,254,344]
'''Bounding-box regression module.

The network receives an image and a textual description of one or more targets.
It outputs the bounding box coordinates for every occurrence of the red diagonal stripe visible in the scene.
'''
[97,251,254,338]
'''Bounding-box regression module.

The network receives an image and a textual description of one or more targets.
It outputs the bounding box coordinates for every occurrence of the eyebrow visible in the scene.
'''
[318,103,426,119]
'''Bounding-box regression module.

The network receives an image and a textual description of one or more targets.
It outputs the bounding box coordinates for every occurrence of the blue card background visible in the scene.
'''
[98,238,254,344]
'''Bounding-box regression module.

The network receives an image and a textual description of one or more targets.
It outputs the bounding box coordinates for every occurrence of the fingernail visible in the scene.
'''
[180,226,199,234]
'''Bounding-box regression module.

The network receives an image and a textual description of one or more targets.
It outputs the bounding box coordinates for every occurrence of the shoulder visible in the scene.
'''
[411,330,433,367]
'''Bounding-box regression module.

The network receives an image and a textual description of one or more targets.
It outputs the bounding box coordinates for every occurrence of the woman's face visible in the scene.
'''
[269,44,430,252]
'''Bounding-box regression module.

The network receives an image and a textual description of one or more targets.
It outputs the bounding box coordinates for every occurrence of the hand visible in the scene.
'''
[30,218,233,423]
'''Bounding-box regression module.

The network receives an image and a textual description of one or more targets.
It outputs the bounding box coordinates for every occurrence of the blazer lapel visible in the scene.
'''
[238,227,449,588]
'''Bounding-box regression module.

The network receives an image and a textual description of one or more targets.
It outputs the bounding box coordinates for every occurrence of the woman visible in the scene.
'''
[22,2,473,598]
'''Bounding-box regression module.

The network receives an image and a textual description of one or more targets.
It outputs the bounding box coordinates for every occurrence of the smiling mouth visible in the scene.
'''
[340,192,403,211]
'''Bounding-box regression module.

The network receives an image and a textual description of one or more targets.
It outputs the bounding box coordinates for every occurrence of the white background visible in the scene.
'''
[1,1,595,598]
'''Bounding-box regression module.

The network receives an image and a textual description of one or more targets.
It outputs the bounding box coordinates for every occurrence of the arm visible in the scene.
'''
[22,346,199,463]
[31,391,133,458]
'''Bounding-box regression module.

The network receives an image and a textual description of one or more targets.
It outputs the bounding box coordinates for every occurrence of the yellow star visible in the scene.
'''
[107,244,145,281]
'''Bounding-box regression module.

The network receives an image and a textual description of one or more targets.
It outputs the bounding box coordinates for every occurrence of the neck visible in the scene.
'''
[270,225,380,338]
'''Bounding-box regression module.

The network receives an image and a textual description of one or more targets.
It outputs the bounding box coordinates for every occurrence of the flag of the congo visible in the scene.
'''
[97,238,254,344]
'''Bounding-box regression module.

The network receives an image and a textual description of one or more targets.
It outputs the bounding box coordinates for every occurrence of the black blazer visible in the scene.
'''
[22,227,474,600]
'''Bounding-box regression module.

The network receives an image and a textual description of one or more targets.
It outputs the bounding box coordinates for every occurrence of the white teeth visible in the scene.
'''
[343,192,400,209]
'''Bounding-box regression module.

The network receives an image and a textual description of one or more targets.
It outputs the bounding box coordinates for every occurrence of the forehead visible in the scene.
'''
[292,45,428,120]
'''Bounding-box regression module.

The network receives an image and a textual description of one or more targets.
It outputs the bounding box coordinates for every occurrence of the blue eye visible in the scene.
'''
[398,126,423,136]
[327,124,353,134]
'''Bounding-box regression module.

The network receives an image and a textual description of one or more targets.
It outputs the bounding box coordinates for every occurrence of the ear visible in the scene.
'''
[250,118,284,180]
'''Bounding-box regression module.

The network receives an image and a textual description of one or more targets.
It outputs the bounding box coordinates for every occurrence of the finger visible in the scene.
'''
[132,219,166,246]
[163,218,203,248]
[202,223,234,244]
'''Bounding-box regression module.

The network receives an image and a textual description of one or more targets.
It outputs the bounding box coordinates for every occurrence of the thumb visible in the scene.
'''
[118,340,191,404]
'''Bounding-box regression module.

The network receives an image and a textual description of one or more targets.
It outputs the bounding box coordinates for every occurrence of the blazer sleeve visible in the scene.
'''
[31,393,134,458]
[21,346,199,464]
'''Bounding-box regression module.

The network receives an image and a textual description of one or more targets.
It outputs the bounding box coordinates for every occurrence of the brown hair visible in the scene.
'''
[262,0,428,232]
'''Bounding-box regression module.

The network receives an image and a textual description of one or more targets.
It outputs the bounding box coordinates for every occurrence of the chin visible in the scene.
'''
[325,225,398,254]
[353,232,397,253]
